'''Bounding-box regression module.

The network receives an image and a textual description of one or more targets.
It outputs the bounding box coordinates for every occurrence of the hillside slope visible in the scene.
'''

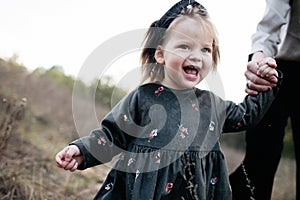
[0,58,111,199]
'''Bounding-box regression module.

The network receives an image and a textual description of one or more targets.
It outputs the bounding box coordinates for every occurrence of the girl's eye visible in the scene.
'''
[179,44,190,50]
[201,48,212,53]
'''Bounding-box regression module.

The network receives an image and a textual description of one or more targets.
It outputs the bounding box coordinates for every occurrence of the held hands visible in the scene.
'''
[55,145,83,172]
[245,51,278,95]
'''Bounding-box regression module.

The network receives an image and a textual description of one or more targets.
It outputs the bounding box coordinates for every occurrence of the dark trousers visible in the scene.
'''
[229,60,300,200]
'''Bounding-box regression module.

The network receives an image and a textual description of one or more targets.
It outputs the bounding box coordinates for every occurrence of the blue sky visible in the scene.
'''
[0,0,265,102]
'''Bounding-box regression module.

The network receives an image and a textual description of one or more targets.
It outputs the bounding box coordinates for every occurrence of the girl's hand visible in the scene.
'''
[257,57,278,78]
[55,145,83,172]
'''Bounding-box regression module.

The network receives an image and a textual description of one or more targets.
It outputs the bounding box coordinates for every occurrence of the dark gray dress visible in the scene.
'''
[72,82,280,200]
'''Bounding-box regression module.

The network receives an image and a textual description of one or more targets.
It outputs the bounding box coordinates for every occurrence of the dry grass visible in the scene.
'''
[0,59,110,199]
[0,96,110,200]
[0,96,26,153]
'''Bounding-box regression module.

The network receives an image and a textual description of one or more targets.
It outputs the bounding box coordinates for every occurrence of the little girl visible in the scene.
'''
[55,0,281,199]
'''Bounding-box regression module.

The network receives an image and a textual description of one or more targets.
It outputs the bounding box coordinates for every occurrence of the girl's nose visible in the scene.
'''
[188,51,201,62]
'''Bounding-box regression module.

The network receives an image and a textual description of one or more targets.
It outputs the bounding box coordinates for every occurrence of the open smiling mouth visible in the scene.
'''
[183,65,199,76]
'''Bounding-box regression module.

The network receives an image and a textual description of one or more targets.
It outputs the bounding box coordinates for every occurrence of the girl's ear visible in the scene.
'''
[154,46,165,65]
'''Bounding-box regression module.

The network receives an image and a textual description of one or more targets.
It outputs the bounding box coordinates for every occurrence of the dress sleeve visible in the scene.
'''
[70,88,140,170]
[222,71,283,133]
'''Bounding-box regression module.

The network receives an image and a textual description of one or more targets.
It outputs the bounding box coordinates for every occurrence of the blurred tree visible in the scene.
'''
[91,76,127,108]
[43,65,74,89]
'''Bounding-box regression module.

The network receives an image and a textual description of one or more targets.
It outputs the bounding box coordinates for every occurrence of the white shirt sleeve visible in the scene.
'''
[251,0,291,57]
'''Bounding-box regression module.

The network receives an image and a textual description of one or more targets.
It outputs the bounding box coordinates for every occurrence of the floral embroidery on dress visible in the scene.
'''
[154,86,164,96]
[210,177,218,199]
[148,129,158,142]
[122,114,129,122]
[135,169,140,180]
[98,136,107,146]
[191,103,199,112]
[165,182,173,193]
[128,158,136,166]
[210,177,218,185]
[155,151,161,164]
[208,121,215,131]
[119,152,125,160]
[178,124,189,139]
[189,98,199,112]
[105,182,114,190]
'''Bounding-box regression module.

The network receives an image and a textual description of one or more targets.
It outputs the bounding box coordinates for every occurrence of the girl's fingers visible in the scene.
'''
[70,162,79,172]
[55,150,66,167]
[258,67,278,78]
[55,145,81,171]
[63,158,78,171]
[257,61,278,78]
[55,146,78,168]
[257,64,268,76]
[266,69,278,77]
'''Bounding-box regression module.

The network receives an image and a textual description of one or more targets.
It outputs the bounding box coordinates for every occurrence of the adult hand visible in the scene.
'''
[245,52,278,95]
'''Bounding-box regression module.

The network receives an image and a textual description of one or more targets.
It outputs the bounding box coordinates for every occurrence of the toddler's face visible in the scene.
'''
[156,17,213,90]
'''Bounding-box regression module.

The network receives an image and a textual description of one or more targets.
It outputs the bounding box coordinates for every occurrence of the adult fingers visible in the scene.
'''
[246,61,259,74]
[246,79,271,93]
[245,69,271,86]
[245,86,258,95]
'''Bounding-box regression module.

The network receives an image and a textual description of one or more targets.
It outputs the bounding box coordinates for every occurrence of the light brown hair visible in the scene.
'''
[140,2,220,83]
